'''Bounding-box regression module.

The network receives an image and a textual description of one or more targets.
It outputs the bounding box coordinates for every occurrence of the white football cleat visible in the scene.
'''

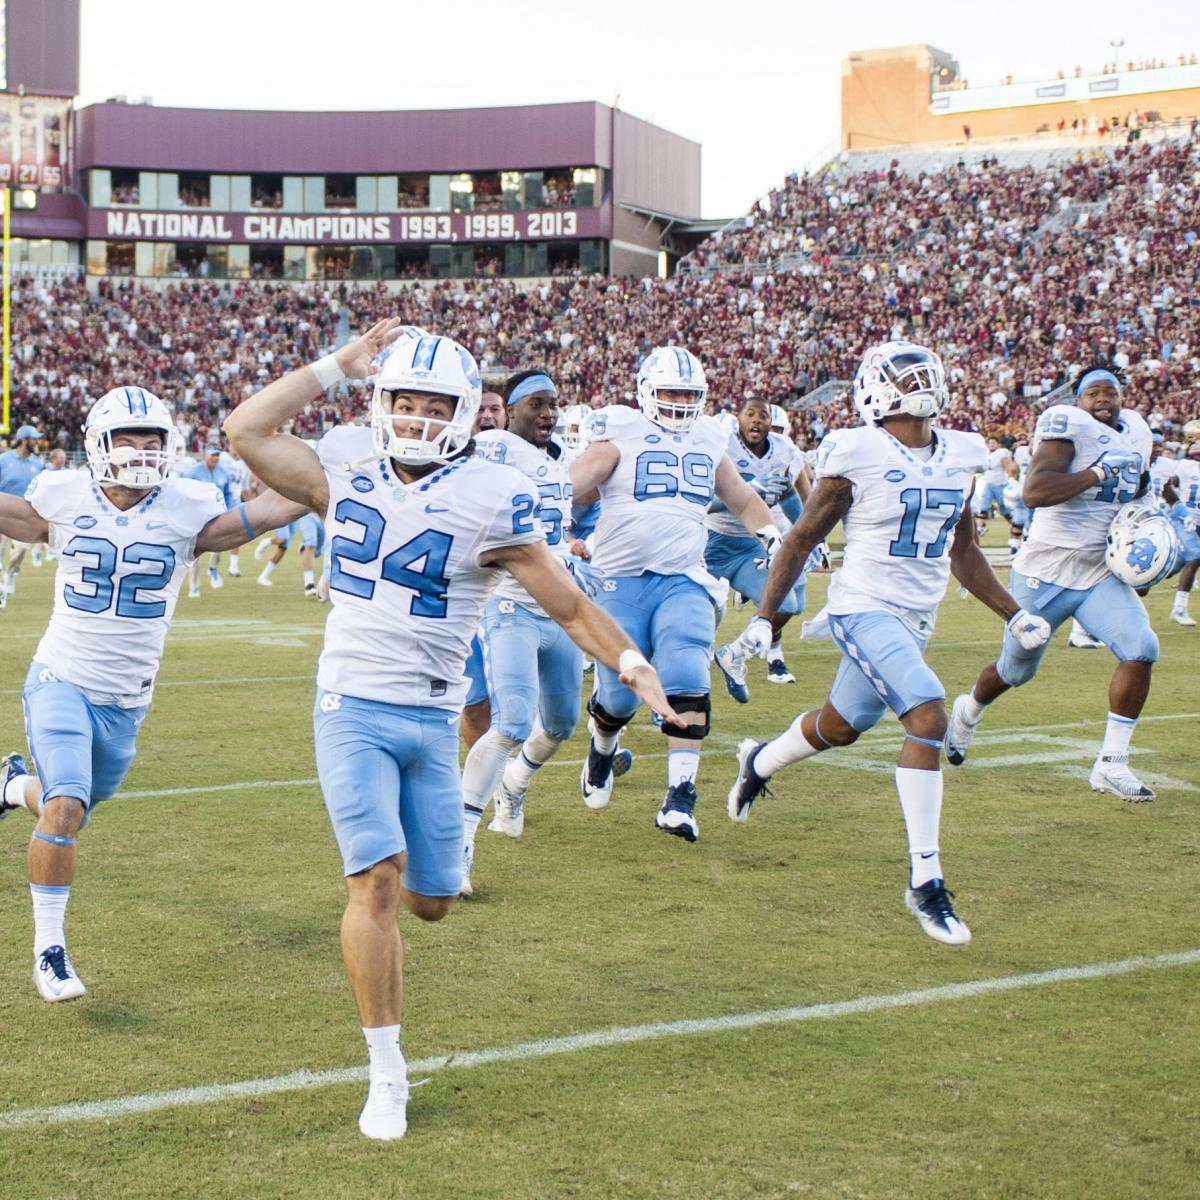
[905,880,971,946]
[489,778,526,839]
[1090,753,1155,802]
[714,644,750,704]
[655,782,699,842]
[187,585,201,599]
[208,569,223,590]
[766,658,795,685]
[459,841,474,897]
[943,694,979,767]
[1068,621,1103,649]
[257,573,273,587]
[727,738,771,823]
[228,564,242,578]
[254,538,273,561]
[358,1076,409,1140]
[1169,608,1196,627]
[34,945,87,1002]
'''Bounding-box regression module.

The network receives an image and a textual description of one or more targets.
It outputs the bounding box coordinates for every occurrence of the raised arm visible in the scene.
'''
[568,441,620,506]
[713,455,775,535]
[224,317,410,512]
[485,539,678,726]
[194,490,312,553]
[758,476,852,621]
[0,494,49,544]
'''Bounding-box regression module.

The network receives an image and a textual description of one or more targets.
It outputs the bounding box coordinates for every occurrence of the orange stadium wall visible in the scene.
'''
[842,45,1200,148]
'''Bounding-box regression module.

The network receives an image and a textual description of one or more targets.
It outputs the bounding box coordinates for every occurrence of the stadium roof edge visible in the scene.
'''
[618,202,728,232]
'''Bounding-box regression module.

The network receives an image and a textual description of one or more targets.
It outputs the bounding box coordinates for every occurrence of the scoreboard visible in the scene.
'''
[0,94,70,188]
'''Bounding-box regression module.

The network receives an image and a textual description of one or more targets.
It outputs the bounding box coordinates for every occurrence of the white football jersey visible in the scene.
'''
[816,423,987,636]
[1148,455,1180,502]
[26,471,225,706]
[219,451,251,499]
[1013,443,1032,479]
[587,406,728,599]
[1174,457,1200,511]
[316,427,543,709]
[707,430,799,538]
[983,446,1012,485]
[476,429,574,616]
[1016,404,1153,589]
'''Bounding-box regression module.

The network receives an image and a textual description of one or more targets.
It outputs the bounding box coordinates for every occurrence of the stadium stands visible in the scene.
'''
[11,130,1199,452]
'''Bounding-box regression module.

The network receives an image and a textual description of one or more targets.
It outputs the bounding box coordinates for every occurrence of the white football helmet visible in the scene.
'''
[555,404,593,451]
[853,341,948,424]
[84,386,184,489]
[769,404,790,436]
[1105,503,1180,589]
[369,333,481,467]
[636,346,708,433]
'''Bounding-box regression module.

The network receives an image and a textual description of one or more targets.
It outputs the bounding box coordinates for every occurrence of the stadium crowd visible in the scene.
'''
[11,132,1199,452]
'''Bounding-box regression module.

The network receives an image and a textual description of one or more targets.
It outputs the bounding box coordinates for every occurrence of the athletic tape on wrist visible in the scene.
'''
[311,354,345,390]
[618,649,650,675]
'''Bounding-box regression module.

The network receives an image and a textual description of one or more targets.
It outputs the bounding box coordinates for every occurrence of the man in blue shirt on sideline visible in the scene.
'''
[0,425,46,607]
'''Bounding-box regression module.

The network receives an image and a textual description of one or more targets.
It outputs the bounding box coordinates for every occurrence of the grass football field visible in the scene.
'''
[1,541,1197,1200]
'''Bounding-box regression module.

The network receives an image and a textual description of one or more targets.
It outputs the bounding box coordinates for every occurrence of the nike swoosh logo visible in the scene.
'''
[920,852,937,859]
[424,504,450,514]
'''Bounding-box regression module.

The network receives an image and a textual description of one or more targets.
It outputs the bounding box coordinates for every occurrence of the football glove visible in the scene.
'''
[742,616,773,659]
[1006,608,1052,650]
[753,525,783,569]
[1092,450,1141,482]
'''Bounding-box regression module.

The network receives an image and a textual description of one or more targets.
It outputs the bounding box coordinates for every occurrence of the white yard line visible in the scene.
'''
[2,948,1196,1130]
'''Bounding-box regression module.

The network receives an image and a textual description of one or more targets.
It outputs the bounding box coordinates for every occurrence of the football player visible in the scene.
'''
[218,447,254,577]
[725,341,1050,946]
[710,397,810,701]
[0,387,306,1002]
[457,371,589,894]
[1167,421,1200,626]
[945,367,1160,799]
[183,445,240,596]
[569,346,780,842]
[225,321,675,1142]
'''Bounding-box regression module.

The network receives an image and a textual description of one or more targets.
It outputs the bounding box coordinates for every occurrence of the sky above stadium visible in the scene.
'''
[78,0,1199,219]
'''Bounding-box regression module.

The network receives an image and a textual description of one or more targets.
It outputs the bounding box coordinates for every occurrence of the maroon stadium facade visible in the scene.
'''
[11,96,706,281]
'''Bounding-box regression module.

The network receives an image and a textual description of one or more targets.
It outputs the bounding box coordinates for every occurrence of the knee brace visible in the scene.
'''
[661,693,711,741]
[587,693,629,736]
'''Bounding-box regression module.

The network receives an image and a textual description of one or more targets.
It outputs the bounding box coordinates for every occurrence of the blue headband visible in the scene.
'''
[1075,369,1120,397]
[507,374,557,406]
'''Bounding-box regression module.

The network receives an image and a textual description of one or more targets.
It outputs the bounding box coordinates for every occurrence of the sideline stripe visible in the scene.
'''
[0,674,314,698]
[3,948,1197,1130]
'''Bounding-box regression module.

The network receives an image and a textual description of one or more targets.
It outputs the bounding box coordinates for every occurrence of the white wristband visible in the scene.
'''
[1091,464,1107,484]
[618,649,650,675]
[311,354,345,390]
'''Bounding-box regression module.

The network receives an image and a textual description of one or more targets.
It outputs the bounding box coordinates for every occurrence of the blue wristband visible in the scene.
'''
[237,504,255,539]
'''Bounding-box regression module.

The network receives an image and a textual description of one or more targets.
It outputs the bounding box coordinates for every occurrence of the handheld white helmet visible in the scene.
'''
[369,333,481,467]
[84,386,184,489]
[769,404,790,436]
[853,341,948,424]
[636,346,708,433]
[1105,503,1180,588]
[555,403,594,451]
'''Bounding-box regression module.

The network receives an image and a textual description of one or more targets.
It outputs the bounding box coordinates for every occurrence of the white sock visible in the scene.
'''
[1173,591,1189,612]
[229,553,240,570]
[754,711,824,777]
[590,725,620,754]
[4,773,33,810]
[363,1024,406,1081]
[1100,712,1136,757]
[667,748,700,789]
[463,804,484,850]
[1008,538,1020,555]
[503,719,562,795]
[461,729,519,813]
[303,570,315,587]
[961,687,988,725]
[895,767,943,888]
[260,561,277,580]
[31,883,70,957]
[766,639,784,664]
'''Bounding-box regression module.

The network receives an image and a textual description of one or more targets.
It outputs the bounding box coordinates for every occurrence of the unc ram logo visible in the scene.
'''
[1125,537,1157,572]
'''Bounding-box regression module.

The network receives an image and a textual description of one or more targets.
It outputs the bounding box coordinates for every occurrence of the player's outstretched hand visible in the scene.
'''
[619,662,680,727]
[743,615,773,659]
[1007,608,1052,650]
[334,317,413,380]
[753,526,783,570]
